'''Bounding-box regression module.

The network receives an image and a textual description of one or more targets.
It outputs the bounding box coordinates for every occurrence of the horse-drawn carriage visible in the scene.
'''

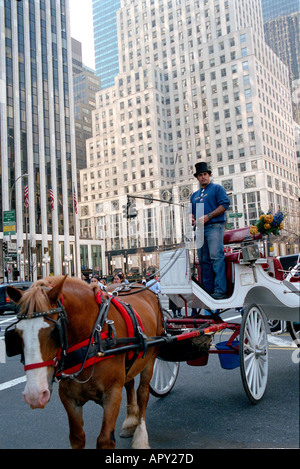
[150,227,299,404]
[4,227,299,449]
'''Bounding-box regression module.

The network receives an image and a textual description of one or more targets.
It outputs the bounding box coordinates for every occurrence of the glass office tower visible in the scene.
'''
[261,0,300,124]
[0,0,79,280]
[92,0,120,89]
[261,0,299,21]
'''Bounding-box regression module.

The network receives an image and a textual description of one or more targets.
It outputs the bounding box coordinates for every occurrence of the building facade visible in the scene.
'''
[93,0,120,89]
[79,0,299,275]
[0,0,80,281]
[72,39,101,178]
[260,0,299,21]
[262,5,300,124]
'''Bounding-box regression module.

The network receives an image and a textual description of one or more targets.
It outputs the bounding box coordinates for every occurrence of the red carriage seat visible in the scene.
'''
[193,227,284,298]
[265,257,284,280]
[223,227,261,245]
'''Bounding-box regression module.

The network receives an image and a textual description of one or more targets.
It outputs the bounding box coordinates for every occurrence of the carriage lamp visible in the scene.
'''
[241,243,260,262]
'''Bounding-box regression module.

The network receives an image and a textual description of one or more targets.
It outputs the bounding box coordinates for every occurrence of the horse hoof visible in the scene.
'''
[120,426,136,438]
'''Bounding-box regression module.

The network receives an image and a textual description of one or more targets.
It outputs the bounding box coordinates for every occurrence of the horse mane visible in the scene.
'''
[19,276,89,317]
[20,279,53,317]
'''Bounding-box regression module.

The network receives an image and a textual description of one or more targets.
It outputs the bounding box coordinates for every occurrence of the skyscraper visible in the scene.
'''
[93,0,120,89]
[260,0,299,21]
[261,0,300,124]
[72,38,101,175]
[80,0,299,273]
[0,0,80,280]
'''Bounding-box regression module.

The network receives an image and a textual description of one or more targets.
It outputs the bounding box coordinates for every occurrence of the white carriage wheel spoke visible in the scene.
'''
[240,304,269,403]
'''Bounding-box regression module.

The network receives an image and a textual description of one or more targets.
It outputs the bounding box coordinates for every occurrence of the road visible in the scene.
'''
[0,312,299,450]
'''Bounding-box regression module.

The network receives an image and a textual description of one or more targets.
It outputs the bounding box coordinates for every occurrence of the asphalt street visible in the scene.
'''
[0,312,298,450]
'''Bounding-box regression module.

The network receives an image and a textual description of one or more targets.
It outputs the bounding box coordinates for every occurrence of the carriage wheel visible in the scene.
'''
[287,322,300,346]
[239,304,269,404]
[149,358,180,397]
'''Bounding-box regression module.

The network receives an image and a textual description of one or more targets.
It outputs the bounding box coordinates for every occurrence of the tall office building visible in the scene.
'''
[80,0,299,274]
[72,39,101,177]
[260,0,299,21]
[0,0,80,281]
[261,0,300,124]
[93,0,120,89]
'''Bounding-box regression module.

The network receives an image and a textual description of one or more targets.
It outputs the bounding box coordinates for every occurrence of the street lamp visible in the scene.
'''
[9,173,29,209]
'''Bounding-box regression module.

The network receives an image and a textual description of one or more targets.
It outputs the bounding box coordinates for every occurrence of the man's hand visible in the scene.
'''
[198,214,210,225]
[190,214,196,226]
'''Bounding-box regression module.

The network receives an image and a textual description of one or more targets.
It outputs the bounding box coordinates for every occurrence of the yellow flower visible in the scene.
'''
[249,226,258,235]
[264,214,273,223]
[264,223,271,230]
[259,214,265,221]
[279,223,283,230]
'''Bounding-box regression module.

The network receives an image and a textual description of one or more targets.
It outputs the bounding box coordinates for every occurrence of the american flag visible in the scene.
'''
[73,186,78,214]
[24,184,29,209]
[49,187,54,211]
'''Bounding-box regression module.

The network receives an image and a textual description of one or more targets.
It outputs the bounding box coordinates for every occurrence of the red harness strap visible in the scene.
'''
[25,291,145,373]
[96,290,145,360]
[55,331,112,377]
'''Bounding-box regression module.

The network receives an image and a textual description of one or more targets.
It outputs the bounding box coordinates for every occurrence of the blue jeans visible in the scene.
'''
[197,223,226,295]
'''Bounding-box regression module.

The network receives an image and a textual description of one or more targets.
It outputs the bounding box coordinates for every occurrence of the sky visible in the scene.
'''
[69,0,95,69]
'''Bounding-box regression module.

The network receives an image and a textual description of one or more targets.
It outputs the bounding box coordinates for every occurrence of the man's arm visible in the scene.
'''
[199,205,226,225]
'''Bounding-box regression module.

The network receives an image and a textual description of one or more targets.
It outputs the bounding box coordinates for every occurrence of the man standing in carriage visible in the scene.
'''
[190,162,229,300]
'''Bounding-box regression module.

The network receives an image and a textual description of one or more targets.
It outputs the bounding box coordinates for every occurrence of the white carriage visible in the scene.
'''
[150,227,299,404]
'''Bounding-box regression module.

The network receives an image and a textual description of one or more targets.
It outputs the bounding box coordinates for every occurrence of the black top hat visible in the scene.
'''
[194,162,211,177]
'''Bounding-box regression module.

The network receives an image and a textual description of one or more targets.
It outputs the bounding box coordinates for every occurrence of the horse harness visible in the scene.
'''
[5,289,149,383]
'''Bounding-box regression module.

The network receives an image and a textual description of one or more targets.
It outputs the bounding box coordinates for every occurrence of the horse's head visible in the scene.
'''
[6,276,68,409]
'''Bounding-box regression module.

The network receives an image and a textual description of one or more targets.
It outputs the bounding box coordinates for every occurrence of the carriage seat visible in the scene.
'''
[223,228,284,293]
[194,227,284,298]
[223,226,261,245]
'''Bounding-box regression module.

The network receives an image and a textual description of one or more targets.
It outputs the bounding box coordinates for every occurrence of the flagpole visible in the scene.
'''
[73,183,79,277]
[24,181,30,281]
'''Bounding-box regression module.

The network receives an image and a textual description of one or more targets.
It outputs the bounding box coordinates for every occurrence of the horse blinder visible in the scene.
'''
[5,325,24,360]
[4,302,68,372]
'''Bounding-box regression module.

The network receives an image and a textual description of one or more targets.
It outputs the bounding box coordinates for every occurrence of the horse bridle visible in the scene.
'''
[5,300,69,375]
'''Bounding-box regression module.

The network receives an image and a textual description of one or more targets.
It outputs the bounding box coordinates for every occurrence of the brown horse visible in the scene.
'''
[6,275,164,449]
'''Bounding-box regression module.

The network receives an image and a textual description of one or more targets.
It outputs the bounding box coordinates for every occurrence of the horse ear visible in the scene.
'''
[6,286,24,304]
[47,275,68,305]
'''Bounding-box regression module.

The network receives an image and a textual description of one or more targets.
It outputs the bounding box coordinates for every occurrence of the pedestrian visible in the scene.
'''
[118,271,129,284]
[146,276,161,295]
[190,162,229,299]
[111,273,123,284]
[90,276,100,291]
[169,298,182,318]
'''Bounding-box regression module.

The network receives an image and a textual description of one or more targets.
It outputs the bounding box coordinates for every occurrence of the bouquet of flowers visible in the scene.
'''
[249,210,285,236]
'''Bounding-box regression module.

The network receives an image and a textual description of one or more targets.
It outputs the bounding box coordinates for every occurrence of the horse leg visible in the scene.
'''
[96,384,123,449]
[59,387,85,449]
[131,361,154,449]
[120,378,139,438]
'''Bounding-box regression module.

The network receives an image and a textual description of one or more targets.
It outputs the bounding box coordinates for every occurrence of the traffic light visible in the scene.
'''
[122,204,128,219]
[128,201,137,218]
[3,241,7,254]
[122,200,138,219]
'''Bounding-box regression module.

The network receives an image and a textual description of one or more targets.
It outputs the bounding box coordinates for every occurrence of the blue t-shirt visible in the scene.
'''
[190,183,229,224]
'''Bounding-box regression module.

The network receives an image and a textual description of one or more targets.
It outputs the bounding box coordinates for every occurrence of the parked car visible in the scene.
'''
[0,281,32,315]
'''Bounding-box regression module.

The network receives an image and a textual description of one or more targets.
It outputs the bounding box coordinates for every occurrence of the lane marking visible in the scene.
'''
[0,316,16,325]
[0,375,26,391]
[267,335,297,348]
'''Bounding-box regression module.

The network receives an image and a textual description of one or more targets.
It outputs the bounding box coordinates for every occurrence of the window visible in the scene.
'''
[244,175,256,188]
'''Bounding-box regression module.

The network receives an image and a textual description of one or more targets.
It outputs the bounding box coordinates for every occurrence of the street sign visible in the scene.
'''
[229,213,243,218]
[3,210,16,235]
[7,241,17,253]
